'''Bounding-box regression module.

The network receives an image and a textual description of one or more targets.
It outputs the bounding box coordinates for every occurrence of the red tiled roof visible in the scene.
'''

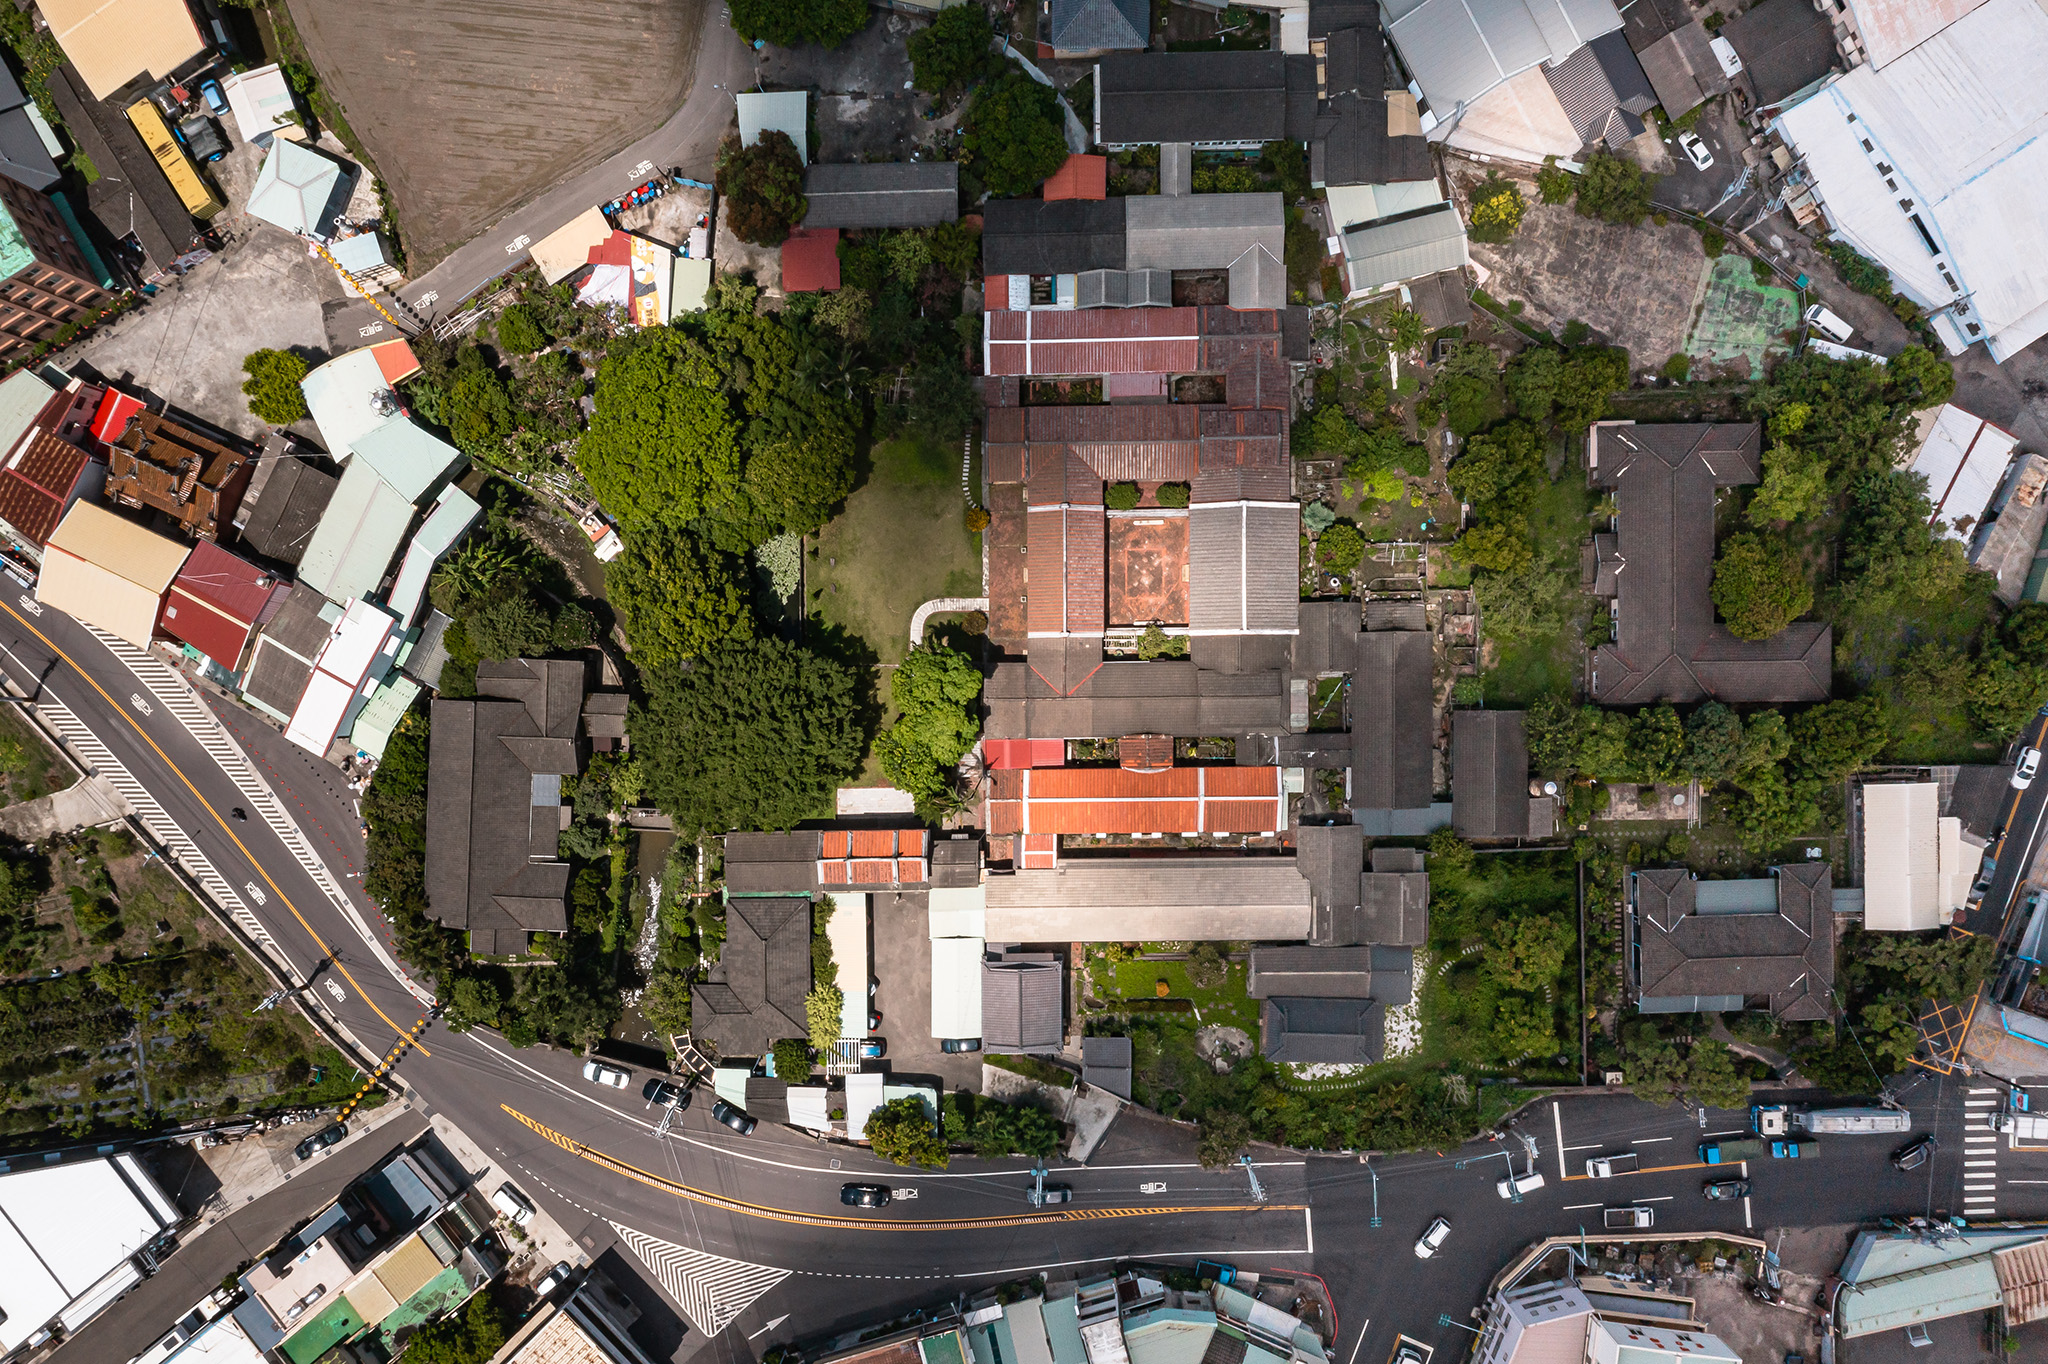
[986,738,1067,769]
[1027,506,1106,634]
[1043,154,1108,201]
[899,830,926,856]
[1021,833,1058,868]
[986,765,1283,834]
[848,829,896,857]
[587,230,633,268]
[898,861,925,883]
[159,541,279,666]
[371,339,421,385]
[782,228,841,292]
[986,307,1203,377]
[0,430,91,547]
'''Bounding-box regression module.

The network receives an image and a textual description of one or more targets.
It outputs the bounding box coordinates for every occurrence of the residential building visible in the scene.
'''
[219,64,299,149]
[156,540,285,675]
[0,63,60,193]
[1337,202,1470,300]
[1082,1035,1133,1098]
[426,659,598,953]
[47,64,197,283]
[1249,944,1412,1063]
[1834,1226,2048,1340]
[35,499,188,647]
[1049,0,1148,55]
[1770,0,2048,360]
[1907,403,2021,542]
[1297,827,1430,947]
[103,406,252,540]
[283,596,400,758]
[801,163,959,229]
[487,1282,659,1364]
[1044,153,1108,202]
[1261,995,1384,1062]
[1472,1276,1742,1364]
[1586,1319,1739,1364]
[385,484,483,625]
[1823,0,1989,70]
[983,194,1289,311]
[1452,710,1556,839]
[983,948,1063,1052]
[0,1149,185,1357]
[1310,26,1434,190]
[985,860,1312,941]
[721,828,929,893]
[299,339,421,459]
[1588,421,1832,704]
[38,0,206,103]
[245,140,357,241]
[1859,780,1967,931]
[238,583,337,725]
[1471,1281,1596,1364]
[1718,0,1839,112]
[1969,452,2048,606]
[782,227,841,292]
[1634,20,1729,119]
[0,170,116,360]
[1352,627,1433,812]
[1095,52,1314,149]
[0,369,108,565]
[986,765,1288,836]
[233,1139,497,1362]
[693,895,813,1058]
[232,441,340,567]
[1627,862,1835,1019]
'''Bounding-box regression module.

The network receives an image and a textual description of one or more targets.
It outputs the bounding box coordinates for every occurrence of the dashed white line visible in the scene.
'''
[1630,1137,1672,1145]
[1563,1202,1602,1211]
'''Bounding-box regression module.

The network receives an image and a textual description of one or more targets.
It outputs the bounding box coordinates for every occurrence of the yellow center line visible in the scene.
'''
[503,1106,1305,1231]
[0,600,431,1056]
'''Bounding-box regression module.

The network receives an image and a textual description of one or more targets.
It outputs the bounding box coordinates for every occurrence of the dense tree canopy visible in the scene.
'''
[876,643,982,813]
[962,72,1070,197]
[1447,419,1543,506]
[910,3,998,98]
[240,349,308,425]
[607,531,752,671]
[577,328,741,534]
[1573,150,1655,226]
[637,638,869,833]
[1711,532,1813,640]
[729,0,868,49]
[715,131,808,247]
[866,1096,949,1168]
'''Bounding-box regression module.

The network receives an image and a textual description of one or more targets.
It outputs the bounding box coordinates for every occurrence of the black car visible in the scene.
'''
[1704,1179,1750,1200]
[1893,1136,1938,1170]
[711,1099,757,1135]
[941,1038,982,1054]
[840,1183,891,1208]
[295,1124,346,1162]
[642,1078,690,1108]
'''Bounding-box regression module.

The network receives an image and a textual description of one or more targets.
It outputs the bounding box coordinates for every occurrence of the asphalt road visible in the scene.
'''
[14,594,2048,1364]
[1958,712,2048,943]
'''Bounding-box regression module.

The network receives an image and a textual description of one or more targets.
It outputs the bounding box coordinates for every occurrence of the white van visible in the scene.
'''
[492,1182,536,1226]
[1497,1170,1546,1198]
[1804,304,1855,344]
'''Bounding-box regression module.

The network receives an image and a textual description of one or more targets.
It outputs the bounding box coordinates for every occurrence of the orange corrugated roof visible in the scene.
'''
[1026,766,1202,799]
[372,339,420,385]
[1043,154,1107,201]
[988,800,1023,836]
[851,859,894,882]
[899,830,926,856]
[820,862,848,884]
[821,830,850,858]
[897,860,926,883]
[1029,800,1201,834]
[1204,767,1280,797]
[1205,800,1280,833]
[849,829,897,857]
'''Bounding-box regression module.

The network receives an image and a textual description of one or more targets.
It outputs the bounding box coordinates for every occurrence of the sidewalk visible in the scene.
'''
[0,772,128,840]
[425,1111,588,1274]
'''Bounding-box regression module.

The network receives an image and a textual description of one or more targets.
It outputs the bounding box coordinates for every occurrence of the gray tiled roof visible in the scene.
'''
[1588,423,1831,704]
[1082,1035,1133,1099]
[801,162,959,229]
[1261,996,1383,1063]
[693,896,813,1057]
[1049,0,1149,51]
[1352,630,1433,811]
[1630,863,1835,1021]
[724,831,824,894]
[1385,0,1623,115]
[1312,26,1435,188]
[983,952,1064,1051]
[984,860,1312,941]
[1544,29,1659,148]
[424,659,586,951]
[1636,20,1728,120]
[1248,945,1413,1000]
[1188,502,1301,633]
[982,199,1126,275]
[1341,202,1471,294]
[1297,823,1364,940]
[1452,709,1532,838]
[1098,52,1303,145]
[238,457,340,566]
[985,657,1293,739]
[1290,600,1362,677]
[1124,193,1286,274]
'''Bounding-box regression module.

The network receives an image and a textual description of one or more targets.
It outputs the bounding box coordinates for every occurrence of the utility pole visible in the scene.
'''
[1240,1154,1267,1204]
[1366,1157,1381,1228]
[1028,1162,1049,1207]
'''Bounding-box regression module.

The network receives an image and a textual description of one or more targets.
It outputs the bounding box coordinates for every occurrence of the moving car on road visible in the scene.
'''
[841,1183,891,1209]
[1604,1206,1655,1229]
[1497,1170,1545,1198]
[642,1077,689,1108]
[1704,1179,1750,1200]
[1892,1136,1938,1170]
[1677,131,1714,170]
[1414,1217,1451,1258]
[1029,1183,1073,1205]
[294,1124,345,1161]
[583,1061,630,1088]
[711,1099,757,1135]
[1585,1152,1639,1177]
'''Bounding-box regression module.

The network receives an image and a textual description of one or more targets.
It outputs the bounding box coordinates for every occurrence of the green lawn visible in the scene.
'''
[1088,953,1260,1033]
[809,433,982,673]
[1482,469,1594,706]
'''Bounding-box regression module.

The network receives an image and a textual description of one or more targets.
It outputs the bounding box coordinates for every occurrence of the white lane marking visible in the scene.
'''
[1637,1195,1675,1203]
[1743,1196,1753,1230]
[1563,1202,1602,1210]
[1966,1160,1999,1167]
[1630,1137,1672,1145]
[1553,1102,1567,1181]
[1970,1087,1999,1094]
[612,1222,791,1334]
[1564,1143,1603,1152]
[1305,1207,1314,1253]
[1344,1323,1370,1364]
[2006,1180,2048,1184]
[1704,1130,1746,1137]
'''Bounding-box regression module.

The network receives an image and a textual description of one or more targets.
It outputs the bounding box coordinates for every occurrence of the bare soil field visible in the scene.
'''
[284,0,704,267]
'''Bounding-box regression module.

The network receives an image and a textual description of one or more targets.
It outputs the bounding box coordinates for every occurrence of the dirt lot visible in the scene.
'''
[1457,166,1712,373]
[284,0,704,267]
[757,10,965,162]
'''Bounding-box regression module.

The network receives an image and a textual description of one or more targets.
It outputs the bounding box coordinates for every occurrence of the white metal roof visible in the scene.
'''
[1388,0,1621,118]
[928,885,988,940]
[736,91,809,164]
[931,936,986,1039]
[286,599,398,755]
[1772,0,2048,362]
[1908,404,2020,540]
[1843,0,1990,68]
[825,892,869,1039]
[0,1154,180,1353]
[1860,782,1965,932]
[385,485,481,625]
[844,1071,885,1138]
[221,64,297,147]
[1442,63,1584,163]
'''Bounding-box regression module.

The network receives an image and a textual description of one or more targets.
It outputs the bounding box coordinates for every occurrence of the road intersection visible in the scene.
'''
[6,593,2048,1361]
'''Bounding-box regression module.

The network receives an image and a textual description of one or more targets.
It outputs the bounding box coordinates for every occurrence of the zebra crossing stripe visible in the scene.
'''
[611,1222,789,1335]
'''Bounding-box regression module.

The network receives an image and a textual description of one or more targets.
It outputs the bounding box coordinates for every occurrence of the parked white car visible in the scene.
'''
[1677,131,1714,171]
[1414,1217,1451,1258]
[582,1060,630,1088]
[1497,1170,1547,1199]
[492,1182,536,1226]
[2015,747,2041,790]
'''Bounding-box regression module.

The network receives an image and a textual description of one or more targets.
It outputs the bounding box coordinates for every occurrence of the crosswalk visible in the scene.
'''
[611,1222,790,1336]
[1965,1086,2002,1215]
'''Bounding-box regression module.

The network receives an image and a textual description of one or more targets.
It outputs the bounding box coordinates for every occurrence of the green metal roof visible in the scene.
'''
[298,461,417,603]
[1041,1297,1087,1364]
[1122,1307,1217,1364]
[247,139,353,237]
[0,195,36,282]
[351,414,463,505]
[385,485,480,623]
[0,368,54,452]
[348,675,420,760]
[921,1331,968,1364]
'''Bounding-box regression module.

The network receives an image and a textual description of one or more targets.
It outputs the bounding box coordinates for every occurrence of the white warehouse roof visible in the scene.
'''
[1772,0,2048,362]
[1860,781,1966,932]
[0,1152,182,1354]
[1908,404,2020,541]
[1385,0,1621,122]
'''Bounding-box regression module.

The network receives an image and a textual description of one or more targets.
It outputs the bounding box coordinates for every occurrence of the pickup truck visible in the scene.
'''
[1771,1140,1814,1159]
[1699,1138,1767,1164]
[1604,1206,1655,1230]
[1585,1152,1640,1177]
[1992,1113,2048,1139]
